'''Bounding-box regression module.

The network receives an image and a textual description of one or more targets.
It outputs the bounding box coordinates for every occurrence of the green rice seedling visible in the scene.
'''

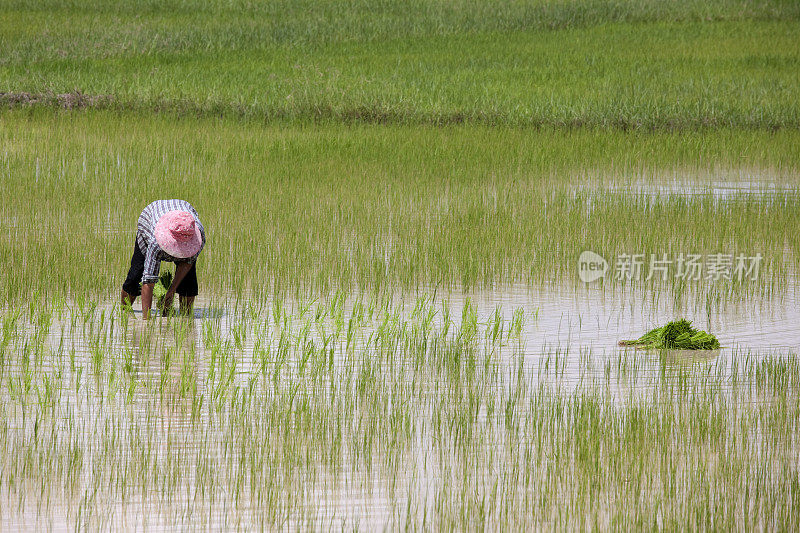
[508,308,524,340]
[153,270,173,314]
[620,319,721,350]
[1,110,799,301]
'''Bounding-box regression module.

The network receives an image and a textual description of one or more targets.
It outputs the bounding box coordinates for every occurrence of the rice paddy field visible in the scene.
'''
[2,0,800,530]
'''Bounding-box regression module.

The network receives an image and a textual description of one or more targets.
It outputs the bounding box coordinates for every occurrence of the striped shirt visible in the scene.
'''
[136,199,206,284]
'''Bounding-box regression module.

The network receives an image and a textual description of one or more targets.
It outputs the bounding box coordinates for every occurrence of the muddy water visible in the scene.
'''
[586,181,799,202]
[37,274,800,382]
[1,286,797,529]
[32,275,796,406]
[4,178,800,529]
[576,170,800,199]
[3,278,793,529]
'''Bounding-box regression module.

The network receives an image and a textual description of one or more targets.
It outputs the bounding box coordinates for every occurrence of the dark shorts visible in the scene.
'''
[122,242,199,297]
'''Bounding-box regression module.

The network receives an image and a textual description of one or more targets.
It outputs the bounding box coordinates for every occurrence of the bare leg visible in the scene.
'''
[121,289,137,310]
[179,296,195,316]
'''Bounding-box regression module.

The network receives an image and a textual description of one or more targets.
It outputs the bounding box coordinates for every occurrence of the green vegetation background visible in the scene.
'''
[2,112,799,300]
[1,0,799,300]
[1,0,799,128]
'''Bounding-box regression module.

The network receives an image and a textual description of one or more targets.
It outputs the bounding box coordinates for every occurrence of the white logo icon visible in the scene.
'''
[578,251,608,283]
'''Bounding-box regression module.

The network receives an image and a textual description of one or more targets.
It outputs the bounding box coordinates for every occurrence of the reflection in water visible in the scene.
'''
[0,279,798,529]
[125,317,199,401]
[33,278,800,395]
[576,172,800,202]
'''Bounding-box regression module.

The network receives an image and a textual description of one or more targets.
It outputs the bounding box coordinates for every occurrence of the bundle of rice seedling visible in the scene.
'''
[152,270,173,310]
[619,319,720,350]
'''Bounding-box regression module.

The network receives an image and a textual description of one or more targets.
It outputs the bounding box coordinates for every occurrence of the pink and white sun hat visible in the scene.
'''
[154,210,203,259]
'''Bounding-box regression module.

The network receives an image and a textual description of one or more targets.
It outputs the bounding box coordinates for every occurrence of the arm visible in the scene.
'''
[170,262,193,291]
[163,261,193,309]
[141,242,162,320]
[141,282,155,320]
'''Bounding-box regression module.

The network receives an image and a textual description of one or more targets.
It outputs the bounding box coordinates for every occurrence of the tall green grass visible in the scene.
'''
[1,110,798,302]
[5,0,796,52]
[1,1,799,127]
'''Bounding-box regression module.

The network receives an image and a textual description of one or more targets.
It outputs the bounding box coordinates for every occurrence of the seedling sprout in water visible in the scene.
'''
[152,270,173,314]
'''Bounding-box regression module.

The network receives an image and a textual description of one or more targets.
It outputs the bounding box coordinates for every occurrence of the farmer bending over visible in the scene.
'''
[121,199,206,319]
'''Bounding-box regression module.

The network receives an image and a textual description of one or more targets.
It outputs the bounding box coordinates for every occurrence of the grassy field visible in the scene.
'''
[1,0,799,529]
[1,110,799,303]
[2,0,800,127]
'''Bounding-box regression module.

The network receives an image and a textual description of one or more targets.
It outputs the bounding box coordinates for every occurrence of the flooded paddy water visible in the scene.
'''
[1,176,799,529]
[1,272,799,529]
